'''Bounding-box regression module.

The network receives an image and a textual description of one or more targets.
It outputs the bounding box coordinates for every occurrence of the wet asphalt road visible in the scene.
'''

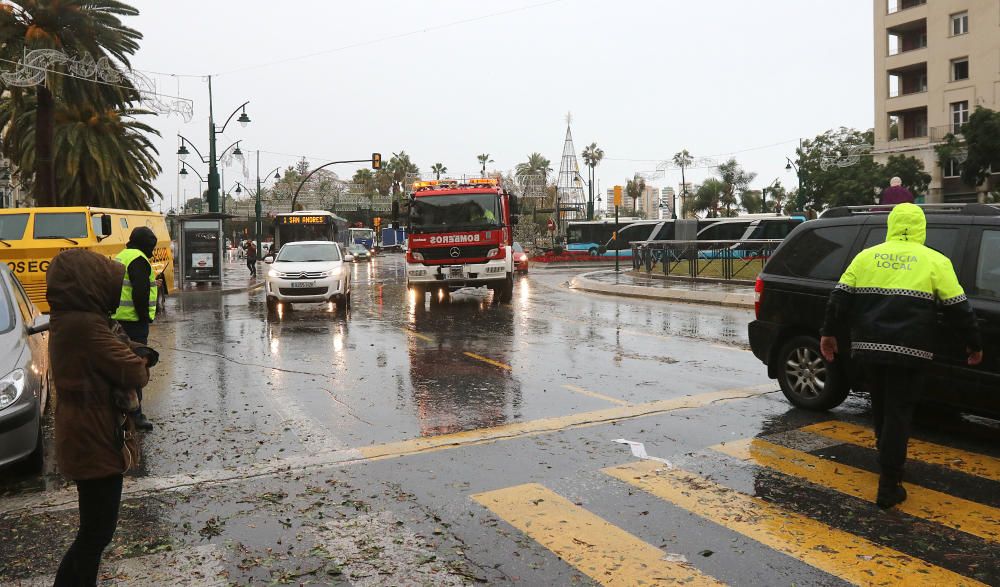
[1,254,999,586]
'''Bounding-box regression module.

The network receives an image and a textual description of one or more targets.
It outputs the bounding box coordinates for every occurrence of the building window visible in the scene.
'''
[951,12,968,36]
[951,58,969,81]
[951,101,969,133]
[943,159,961,178]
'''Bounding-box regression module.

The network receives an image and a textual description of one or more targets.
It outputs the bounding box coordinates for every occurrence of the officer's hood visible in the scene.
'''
[886,203,926,245]
[46,249,124,314]
[127,226,157,258]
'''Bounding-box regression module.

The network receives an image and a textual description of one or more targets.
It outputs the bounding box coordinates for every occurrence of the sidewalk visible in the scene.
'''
[569,270,754,309]
[173,260,264,295]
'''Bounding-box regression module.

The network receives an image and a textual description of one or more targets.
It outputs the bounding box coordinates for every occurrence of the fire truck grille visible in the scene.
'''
[416,246,492,261]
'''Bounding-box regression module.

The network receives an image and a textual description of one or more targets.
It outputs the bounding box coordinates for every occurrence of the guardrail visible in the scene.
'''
[631,239,783,281]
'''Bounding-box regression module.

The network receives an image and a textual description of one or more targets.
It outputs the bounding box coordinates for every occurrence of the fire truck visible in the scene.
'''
[405,178,517,303]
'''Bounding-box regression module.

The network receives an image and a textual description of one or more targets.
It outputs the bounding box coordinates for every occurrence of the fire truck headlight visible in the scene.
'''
[486,248,499,259]
[410,252,424,261]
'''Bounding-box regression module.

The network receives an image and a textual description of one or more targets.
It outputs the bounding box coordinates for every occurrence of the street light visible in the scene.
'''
[290,154,383,212]
[178,76,251,213]
[786,156,805,211]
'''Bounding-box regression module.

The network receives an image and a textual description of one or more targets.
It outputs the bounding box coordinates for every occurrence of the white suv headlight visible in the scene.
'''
[0,369,25,411]
[268,269,283,278]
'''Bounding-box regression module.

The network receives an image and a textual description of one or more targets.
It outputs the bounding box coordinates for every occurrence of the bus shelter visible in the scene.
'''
[176,212,233,286]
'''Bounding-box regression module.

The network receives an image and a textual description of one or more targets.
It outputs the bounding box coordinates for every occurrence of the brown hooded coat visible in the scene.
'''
[47,249,149,480]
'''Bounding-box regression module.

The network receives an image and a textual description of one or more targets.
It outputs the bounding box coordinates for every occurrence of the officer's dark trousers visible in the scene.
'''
[859,361,924,478]
[118,320,149,407]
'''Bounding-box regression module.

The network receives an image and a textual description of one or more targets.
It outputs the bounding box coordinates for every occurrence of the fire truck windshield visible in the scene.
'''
[411,194,501,232]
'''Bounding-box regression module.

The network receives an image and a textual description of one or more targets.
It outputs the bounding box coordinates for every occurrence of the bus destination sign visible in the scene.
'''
[278,215,327,225]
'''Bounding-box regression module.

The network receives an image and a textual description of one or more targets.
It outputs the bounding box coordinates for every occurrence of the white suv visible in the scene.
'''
[265,241,352,313]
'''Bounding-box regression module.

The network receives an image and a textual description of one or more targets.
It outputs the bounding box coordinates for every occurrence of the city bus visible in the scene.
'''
[566,220,621,255]
[348,227,376,250]
[0,207,174,312]
[272,210,349,250]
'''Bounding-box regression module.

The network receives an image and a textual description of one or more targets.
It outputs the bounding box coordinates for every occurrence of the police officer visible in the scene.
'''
[820,204,982,509]
[112,227,159,431]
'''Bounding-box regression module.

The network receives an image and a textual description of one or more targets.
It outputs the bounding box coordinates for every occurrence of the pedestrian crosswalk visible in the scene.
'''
[473,419,998,586]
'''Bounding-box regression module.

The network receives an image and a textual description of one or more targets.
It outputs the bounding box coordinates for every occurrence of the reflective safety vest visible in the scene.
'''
[112,248,158,322]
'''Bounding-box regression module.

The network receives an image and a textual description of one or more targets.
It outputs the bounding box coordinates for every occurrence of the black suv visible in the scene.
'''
[749,203,1000,417]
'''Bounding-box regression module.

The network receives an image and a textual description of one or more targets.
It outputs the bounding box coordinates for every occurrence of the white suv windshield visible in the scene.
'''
[276,244,341,262]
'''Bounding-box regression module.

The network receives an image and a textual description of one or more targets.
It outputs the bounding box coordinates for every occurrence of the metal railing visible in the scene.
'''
[631,239,783,281]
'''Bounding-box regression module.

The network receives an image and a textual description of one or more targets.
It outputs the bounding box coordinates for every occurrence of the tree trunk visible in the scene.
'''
[33,85,57,206]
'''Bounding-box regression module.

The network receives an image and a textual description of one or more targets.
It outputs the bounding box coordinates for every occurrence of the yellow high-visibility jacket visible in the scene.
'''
[821,204,980,363]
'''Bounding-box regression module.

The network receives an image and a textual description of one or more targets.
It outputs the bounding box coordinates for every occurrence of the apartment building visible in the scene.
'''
[874,0,1000,202]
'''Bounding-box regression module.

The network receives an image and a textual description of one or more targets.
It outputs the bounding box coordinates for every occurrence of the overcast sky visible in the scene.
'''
[129,0,874,213]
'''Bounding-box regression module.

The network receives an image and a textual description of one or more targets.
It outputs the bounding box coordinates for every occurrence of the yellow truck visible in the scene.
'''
[0,207,174,312]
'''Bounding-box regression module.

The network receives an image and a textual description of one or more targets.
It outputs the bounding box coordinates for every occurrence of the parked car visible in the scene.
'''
[264,241,353,314]
[347,243,372,262]
[749,203,1000,417]
[512,242,529,273]
[0,265,51,473]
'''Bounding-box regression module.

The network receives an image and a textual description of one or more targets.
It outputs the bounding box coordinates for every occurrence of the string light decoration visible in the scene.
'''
[0,49,194,121]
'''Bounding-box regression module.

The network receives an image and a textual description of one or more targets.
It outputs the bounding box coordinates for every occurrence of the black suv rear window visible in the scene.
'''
[862,227,959,259]
[769,225,858,281]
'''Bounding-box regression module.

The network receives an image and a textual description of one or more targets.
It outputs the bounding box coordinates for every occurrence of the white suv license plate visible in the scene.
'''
[290,281,316,288]
[448,266,463,279]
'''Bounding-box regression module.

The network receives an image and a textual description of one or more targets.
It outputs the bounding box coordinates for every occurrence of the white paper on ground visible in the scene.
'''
[613,439,674,469]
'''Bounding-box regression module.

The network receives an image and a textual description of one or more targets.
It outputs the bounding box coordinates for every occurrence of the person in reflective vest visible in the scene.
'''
[820,204,982,509]
[112,227,159,431]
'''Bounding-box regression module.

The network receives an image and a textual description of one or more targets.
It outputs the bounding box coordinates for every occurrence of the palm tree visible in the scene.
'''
[515,153,552,184]
[351,168,375,200]
[686,178,726,218]
[581,142,605,220]
[0,0,145,206]
[477,154,494,177]
[672,150,694,218]
[387,151,419,197]
[716,158,757,216]
[430,163,447,180]
[0,97,161,209]
[625,173,646,216]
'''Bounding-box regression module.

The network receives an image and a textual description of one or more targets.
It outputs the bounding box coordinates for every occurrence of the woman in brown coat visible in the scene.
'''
[46,249,151,586]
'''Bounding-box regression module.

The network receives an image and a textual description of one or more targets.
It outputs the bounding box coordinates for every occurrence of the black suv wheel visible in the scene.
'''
[776,335,849,411]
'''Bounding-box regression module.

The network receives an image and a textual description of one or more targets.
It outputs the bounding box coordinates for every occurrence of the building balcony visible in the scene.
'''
[885,0,927,28]
[885,91,928,112]
[884,47,927,71]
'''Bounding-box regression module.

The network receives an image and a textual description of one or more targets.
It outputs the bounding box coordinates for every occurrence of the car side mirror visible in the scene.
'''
[344,254,355,262]
[27,314,49,335]
[95,214,113,241]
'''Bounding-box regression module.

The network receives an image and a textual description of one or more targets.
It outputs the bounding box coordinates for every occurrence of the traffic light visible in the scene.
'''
[372,152,382,170]
[613,185,623,207]
[391,200,399,226]
[374,217,381,229]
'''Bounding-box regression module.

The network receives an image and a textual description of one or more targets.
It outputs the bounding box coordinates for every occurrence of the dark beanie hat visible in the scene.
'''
[127,226,158,257]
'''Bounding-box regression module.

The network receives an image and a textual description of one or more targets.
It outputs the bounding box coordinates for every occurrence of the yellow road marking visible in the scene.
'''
[402,328,434,342]
[604,461,985,587]
[802,421,1000,483]
[463,351,513,371]
[472,483,722,586]
[714,438,1000,543]
[563,384,630,406]
[358,385,773,461]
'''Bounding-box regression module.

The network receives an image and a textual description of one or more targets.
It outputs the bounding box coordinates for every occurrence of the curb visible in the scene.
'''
[175,281,264,296]
[569,272,755,309]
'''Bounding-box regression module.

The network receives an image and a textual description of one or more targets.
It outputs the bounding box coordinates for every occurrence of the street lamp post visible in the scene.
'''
[178,76,250,213]
[786,157,804,211]
[251,150,281,257]
[290,156,381,212]
[178,161,208,212]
